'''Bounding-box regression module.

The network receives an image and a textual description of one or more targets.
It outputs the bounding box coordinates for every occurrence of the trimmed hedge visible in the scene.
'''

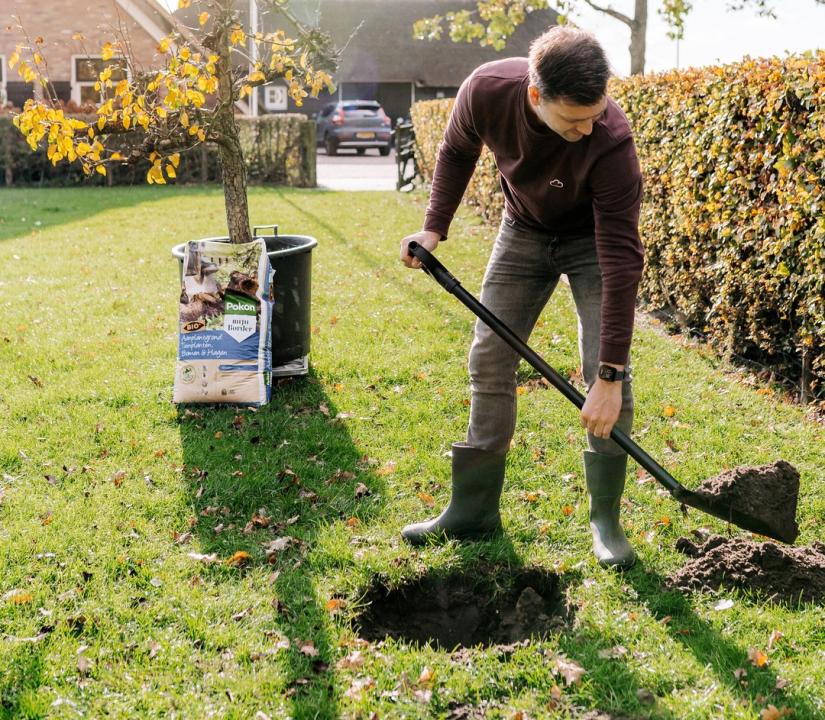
[0,114,316,188]
[411,53,825,392]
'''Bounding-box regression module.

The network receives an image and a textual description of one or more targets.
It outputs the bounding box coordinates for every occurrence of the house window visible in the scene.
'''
[71,55,128,105]
[264,84,287,111]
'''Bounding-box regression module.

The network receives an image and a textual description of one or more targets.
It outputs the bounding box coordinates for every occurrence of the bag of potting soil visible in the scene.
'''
[173,238,274,406]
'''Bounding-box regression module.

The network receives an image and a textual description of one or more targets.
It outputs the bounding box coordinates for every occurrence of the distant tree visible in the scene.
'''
[414,0,825,75]
[9,0,338,244]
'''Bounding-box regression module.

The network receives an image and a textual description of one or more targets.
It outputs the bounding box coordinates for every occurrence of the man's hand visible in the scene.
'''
[580,377,623,439]
[400,230,441,269]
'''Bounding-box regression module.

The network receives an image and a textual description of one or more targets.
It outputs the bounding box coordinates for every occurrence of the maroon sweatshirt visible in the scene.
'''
[423,57,644,365]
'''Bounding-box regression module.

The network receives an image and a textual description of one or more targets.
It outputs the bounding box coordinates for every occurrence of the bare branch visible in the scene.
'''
[582,0,632,26]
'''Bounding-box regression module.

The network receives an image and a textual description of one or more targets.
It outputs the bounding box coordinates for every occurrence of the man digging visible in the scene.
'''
[399,26,644,569]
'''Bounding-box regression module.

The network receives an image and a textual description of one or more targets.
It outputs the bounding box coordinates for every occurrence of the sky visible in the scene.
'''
[156,0,825,76]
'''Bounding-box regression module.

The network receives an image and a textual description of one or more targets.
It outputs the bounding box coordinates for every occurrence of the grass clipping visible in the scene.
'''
[692,459,800,544]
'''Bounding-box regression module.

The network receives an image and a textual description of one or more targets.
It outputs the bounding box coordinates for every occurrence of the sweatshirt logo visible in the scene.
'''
[549,179,564,188]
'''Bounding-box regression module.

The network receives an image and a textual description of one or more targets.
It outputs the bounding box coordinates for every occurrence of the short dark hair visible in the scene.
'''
[528,26,612,106]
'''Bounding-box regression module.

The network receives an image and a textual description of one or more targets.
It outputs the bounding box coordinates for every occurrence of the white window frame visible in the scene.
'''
[70,54,129,105]
[0,55,6,106]
[263,83,288,112]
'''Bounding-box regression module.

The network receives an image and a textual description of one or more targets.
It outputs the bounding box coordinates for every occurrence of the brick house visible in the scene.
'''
[1,0,176,109]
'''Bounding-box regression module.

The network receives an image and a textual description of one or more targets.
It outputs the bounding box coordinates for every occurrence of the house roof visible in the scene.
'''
[175,0,557,88]
[289,0,559,86]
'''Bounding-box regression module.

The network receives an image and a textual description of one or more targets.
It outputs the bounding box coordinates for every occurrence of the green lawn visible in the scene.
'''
[1,186,823,719]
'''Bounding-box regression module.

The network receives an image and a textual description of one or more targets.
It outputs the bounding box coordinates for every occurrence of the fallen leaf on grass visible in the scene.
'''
[298,639,319,657]
[552,656,587,686]
[262,537,293,555]
[749,648,770,667]
[760,705,794,719]
[775,677,790,691]
[713,598,735,611]
[376,460,396,476]
[110,470,126,486]
[27,375,43,387]
[768,630,785,649]
[417,492,435,507]
[345,676,375,698]
[187,552,219,564]
[417,666,435,687]
[3,589,33,604]
[336,650,367,670]
[326,598,346,614]
[225,551,252,565]
[355,482,370,498]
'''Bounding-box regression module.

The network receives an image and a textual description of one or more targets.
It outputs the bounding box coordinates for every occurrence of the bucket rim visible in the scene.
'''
[171,234,318,261]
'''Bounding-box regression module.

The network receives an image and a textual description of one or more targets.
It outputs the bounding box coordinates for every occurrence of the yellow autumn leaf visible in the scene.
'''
[225,551,252,565]
[417,666,435,687]
[166,165,176,179]
[748,648,770,667]
[169,153,180,168]
[96,165,106,176]
[663,404,677,417]
[199,11,209,25]
[101,43,114,61]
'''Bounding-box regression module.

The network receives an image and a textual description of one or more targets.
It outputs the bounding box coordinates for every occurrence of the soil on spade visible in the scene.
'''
[691,459,800,544]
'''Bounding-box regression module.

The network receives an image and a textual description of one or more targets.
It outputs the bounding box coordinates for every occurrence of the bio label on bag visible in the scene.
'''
[173,239,274,406]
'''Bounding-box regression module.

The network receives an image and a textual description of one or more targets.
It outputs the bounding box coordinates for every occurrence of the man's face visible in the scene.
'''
[528,86,607,142]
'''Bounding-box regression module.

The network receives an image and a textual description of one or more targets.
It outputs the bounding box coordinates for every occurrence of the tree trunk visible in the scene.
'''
[215,0,252,245]
[629,0,648,75]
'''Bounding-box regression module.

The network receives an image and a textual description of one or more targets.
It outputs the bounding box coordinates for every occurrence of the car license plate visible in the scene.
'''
[356,132,375,139]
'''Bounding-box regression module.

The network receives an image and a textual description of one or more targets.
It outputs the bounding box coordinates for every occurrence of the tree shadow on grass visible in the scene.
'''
[0,186,221,244]
[625,563,824,718]
[178,370,386,720]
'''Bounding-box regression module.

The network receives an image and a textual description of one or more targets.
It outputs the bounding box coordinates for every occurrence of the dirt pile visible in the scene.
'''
[692,460,800,544]
[670,535,825,603]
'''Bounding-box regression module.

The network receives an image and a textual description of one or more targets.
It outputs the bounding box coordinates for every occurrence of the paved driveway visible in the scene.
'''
[316,147,398,191]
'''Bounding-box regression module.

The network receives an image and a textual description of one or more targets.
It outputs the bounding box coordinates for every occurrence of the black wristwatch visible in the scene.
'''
[597,364,630,382]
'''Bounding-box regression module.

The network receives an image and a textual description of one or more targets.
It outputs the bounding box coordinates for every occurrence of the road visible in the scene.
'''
[315,147,398,191]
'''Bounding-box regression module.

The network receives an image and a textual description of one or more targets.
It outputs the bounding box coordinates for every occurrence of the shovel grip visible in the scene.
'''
[408,241,461,294]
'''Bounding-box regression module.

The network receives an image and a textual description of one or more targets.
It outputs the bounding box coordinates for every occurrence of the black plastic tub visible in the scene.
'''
[172,227,318,373]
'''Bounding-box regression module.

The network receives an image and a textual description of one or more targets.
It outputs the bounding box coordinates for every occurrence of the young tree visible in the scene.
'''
[9,0,338,244]
[414,0,825,75]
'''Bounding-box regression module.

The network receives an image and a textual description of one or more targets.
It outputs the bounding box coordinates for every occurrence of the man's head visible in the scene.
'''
[527,26,611,142]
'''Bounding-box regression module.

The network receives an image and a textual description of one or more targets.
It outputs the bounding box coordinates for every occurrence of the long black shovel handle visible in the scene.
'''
[407,241,791,543]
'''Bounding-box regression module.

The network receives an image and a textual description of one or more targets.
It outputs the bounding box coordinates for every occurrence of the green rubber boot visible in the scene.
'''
[401,442,506,545]
[584,451,636,569]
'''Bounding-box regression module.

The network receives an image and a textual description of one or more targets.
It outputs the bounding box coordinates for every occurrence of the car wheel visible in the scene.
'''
[379,145,391,157]
[325,136,338,156]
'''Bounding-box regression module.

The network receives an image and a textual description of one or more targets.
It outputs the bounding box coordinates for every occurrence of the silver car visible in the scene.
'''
[315,100,393,156]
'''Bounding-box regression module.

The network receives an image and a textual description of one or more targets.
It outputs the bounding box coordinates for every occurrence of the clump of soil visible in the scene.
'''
[355,565,569,649]
[692,460,800,544]
[670,535,825,604]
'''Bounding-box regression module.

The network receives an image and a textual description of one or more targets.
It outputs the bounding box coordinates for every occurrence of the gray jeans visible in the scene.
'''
[466,217,634,456]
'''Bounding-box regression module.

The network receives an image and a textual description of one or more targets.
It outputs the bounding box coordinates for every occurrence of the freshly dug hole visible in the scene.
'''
[692,459,800,543]
[669,535,825,603]
[355,565,569,649]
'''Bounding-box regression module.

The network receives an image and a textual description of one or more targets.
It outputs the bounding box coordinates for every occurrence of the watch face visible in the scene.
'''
[598,365,617,381]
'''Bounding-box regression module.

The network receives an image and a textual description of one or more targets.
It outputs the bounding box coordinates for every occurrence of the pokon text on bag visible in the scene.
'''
[174,239,273,406]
